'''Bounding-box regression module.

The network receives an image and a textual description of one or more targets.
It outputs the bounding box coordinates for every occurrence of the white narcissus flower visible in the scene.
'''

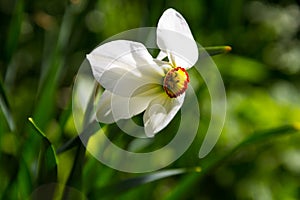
[87,8,198,137]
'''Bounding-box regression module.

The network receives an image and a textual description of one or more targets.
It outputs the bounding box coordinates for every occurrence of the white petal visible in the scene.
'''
[156,51,167,60]
[96,86,163,123]
[143,93,185,137]
[111,86,162,121]
[157,8,198,69]
[95,90,115,123]
[87,40,158,84]
[102,63,164,97]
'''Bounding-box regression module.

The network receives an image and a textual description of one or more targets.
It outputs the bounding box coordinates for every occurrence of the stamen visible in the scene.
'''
[163,67,189,98]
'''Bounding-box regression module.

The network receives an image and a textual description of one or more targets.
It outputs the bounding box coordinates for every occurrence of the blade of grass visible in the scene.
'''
[4,0,24,89]
[62,143,86,199]
[56,120,99,154]
[58,98,73,131]
[33,4,78,130]
[28,118,58,186]
[31,22,62,128]
[4,0,24,62]
[0,78,15,131]
[57,135,81,154]
[89,167,201,198]
[16,157,34,198]
[22,3,79,178]
[0,153,19,199]
[165,123,300,200]
[61,121,100,198]
[1,155,33,199]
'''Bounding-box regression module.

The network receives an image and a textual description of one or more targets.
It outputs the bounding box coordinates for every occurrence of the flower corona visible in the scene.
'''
[163,67,189,98]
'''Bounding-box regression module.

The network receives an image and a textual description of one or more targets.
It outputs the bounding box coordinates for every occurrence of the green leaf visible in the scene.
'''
[56,121,99,154]
[28,118,58,186]
[166,124,300,200]
[61,122,100,198]
[30,183,88,200]
[56,136,81,154]
[201,46,232,57]
[32,5,78,131]
[4,0,24,62]
[1,155,33,199]
[62,143,86,199]
[0,153,20,199]
[0,78,15,131]
[89,167,201,198]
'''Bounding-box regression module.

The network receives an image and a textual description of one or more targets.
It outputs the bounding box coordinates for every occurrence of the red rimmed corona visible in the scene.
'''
[163,67,190,98]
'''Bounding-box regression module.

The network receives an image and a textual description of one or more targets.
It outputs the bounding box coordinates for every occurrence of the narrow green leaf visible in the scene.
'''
[225,124,300,161]
[28,118,58,186]
[200,46,232,57]
[62,143,86,199]
[16,157,33,198]
[61,122,100,197]
[166,124,300,200]
[89,167,201,198]
[56,121,99,154]
[23,4,79,179]
[30,183,88,200]
[0,78,15,131]
[4,0,24,62]
[1,156,33,199]
[58,99,73,131]
[56,136,81,154]
[32,5,77,130]
[0,153,19,199]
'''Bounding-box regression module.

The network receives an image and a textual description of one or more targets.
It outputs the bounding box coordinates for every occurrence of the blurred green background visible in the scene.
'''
[1,0,300,199]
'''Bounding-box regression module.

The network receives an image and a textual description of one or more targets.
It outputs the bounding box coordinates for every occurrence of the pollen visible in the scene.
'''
[163,67,189,98]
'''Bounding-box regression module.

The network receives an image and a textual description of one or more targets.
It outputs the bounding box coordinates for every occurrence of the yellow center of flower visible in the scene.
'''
[163,67,189,98]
